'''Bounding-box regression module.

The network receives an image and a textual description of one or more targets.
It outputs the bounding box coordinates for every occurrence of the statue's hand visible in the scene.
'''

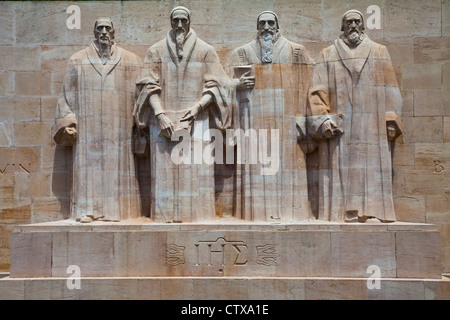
[180,103,202,123]
[236,71,255,91]
[64,126,77,140]
[157,113,175,138]
[387,122,397,141]
[321,119,342,138]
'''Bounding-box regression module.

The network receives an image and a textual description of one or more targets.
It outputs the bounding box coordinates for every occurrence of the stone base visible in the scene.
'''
[0,276,449,300]
[9,220,442,279]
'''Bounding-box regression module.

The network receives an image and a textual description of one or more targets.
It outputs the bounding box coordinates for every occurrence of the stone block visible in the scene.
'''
[401,63,442,90]
[78,278,161,300]
[413,90,444,117]
[14,122,52,146]
[392,143,414,168]
[9,232,52,277]
[40,96,58,122]
[0,121,14,147]
[220,0,274,46]
[0,97,40,122]
[15,2,67,45]
[393,196,426,223]
[396,231,442,278]
[425,197,450,224]
[400,90,414,117]
[113,231,167,277]
[322,0,384,42]
[384,0,441,39]
[0,2,15,45]
[404,169,444,196]
[13,172,31,199]
[330,231,396,277]
[273,0,322,42]
[367,280,425,300]
[414,143,448,170]
[192,278,249,299]
[248,278,306,299]
[443,0,450,36]
[305,278,367,300]
[31,198,70,223]
[0,278,24,300]
[14,71,52,96]
[377,39,414,66]
[40,145,72,173]
[0,173,14,200]
[445,117,450,142]
[120,1,168,46]
[40,46,86,72]
[425,279,450,299]
[411,116,443,143]
[0,147,40,175]
[0,46,40,71]
[52,232,114,277]
[0,72,14,96]
[444,62,450,91]
[414,37,450,63]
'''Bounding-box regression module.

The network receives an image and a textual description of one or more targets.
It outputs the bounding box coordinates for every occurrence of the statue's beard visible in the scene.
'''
[96,37,112,64]
[257,30,280,63]
[345,29,363,46]
[175,28,187,59]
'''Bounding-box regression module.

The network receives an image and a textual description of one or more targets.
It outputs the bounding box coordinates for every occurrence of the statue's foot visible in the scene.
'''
[364,217,382,224]
[80,216,94,223]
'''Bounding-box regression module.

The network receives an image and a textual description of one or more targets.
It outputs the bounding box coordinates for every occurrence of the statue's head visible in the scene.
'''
[257,11,279,36]
[256,11,280,63]
[341,10,365,46]
[170,6,190,35]
[94,17,115,45]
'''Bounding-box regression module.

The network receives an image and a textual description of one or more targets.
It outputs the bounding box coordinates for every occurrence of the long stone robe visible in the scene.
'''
[226,36,314,222]
[54,41,143,221]
[308,36,403,222]
[134,29,232,223]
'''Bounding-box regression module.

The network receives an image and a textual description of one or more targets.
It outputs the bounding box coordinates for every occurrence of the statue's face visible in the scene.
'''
[342,12,363,40]
[171,10,190,34]
[94,19,114,45]
[257,13,277,34]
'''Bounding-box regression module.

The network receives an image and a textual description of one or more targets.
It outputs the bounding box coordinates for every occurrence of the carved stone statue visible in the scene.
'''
[308,10,404,223]
[53,18,143,223]
[133,6,237,223]
[226,11,314,222]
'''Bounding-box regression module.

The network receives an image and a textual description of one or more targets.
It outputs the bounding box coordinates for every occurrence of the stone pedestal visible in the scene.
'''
[1,220,449,299]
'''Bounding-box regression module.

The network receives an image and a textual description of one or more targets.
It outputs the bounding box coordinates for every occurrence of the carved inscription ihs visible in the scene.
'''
[194,237,248,267]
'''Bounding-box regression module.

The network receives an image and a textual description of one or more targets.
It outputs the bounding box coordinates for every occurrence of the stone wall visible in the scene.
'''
[0,0,449,273]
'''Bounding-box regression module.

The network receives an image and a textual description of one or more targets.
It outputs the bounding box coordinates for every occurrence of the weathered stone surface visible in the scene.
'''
[15,2,67,45]
[414,37,450,63]
[8,222,443,279]
[401,63,442,90]
[396,231,442,278]
[0,72,14,96]
[384,0,442,39]
[0,46,40,71]
[10,232,52,277]
[14,72,52,96]
[0,2,15,45]
[14,122,52,146]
